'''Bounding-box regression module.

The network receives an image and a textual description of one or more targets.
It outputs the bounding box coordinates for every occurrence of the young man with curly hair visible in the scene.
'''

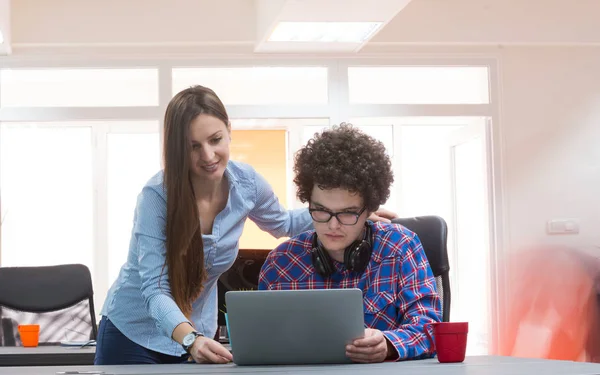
[258,123,442,363]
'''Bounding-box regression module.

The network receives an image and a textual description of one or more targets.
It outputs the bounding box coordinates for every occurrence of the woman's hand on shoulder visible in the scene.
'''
[368,208,398,224]
[190,336,233,364]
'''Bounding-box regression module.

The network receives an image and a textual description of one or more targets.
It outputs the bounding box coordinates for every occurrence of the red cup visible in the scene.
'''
[425,322,468,363]
[18,324,40,347]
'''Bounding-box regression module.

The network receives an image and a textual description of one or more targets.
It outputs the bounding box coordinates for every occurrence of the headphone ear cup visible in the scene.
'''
[311,248,326,276]
[344,241,372,274]
[343,223,373,274]
[311,233,334,277]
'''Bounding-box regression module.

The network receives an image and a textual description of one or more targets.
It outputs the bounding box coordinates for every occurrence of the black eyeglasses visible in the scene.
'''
[308,206,367,226]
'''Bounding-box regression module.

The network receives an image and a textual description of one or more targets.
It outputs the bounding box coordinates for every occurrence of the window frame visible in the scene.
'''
[0,57,503,352]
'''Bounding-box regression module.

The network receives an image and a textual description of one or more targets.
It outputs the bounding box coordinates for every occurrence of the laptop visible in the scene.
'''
[225,288,365,366]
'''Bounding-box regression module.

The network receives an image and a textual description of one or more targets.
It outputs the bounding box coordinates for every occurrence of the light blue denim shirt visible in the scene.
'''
[100,160,312,356]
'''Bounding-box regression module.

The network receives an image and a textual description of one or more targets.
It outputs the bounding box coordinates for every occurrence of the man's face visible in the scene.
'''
[309,186,370,254]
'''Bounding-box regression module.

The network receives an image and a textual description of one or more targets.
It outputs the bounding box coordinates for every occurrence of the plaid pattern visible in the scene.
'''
[259,222,442,361]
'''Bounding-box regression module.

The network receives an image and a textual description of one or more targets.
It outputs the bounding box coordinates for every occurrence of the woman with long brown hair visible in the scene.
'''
[94,85,396,365]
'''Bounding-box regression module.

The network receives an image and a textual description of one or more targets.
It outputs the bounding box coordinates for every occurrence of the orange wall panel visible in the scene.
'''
[230,129,288,250]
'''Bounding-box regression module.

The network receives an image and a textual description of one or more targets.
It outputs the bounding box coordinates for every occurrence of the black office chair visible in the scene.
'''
[216,249,269,342]
[392,216,451,322]
[0,264,97,346]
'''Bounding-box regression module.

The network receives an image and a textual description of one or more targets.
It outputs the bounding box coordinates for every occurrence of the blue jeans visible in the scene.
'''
[94,316,190,365]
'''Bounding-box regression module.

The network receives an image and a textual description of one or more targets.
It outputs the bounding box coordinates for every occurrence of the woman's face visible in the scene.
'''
[188,114,231,182]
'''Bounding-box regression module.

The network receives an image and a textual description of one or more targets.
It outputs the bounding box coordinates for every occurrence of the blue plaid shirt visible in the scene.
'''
[259,222,442,360]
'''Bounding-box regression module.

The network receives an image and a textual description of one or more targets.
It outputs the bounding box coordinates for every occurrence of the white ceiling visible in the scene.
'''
[373,0,600,45]
[3,0,600,56]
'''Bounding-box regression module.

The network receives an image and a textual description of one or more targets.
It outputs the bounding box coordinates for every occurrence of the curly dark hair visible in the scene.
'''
[294,123,394,212]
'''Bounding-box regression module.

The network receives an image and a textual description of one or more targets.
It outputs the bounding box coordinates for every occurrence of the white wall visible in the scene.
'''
[499,46,600,252]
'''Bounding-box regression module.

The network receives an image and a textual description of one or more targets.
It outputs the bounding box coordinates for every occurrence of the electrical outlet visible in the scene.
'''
[546,219,580,235]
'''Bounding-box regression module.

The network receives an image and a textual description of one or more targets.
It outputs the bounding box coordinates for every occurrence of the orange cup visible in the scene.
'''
[18,324,40,347]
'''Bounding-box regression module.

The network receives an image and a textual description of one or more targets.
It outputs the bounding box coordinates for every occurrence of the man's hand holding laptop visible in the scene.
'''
[346,328,397,363]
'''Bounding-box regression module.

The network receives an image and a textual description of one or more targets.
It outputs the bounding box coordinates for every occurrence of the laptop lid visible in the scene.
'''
[225,288,365,366]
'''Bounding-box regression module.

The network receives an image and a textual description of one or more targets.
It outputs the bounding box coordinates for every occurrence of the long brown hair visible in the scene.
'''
[162,85,230,318]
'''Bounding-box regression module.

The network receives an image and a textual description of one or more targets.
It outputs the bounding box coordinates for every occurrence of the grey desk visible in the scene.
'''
[0,346,95,367]
[1,356,600,375]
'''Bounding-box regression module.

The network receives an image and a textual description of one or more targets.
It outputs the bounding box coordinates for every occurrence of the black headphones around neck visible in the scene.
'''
[310,223,373,278]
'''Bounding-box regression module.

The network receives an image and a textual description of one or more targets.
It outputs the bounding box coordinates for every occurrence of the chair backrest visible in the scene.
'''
[391,216,451,322]
[217,249,270,328]
[0,264,97,345]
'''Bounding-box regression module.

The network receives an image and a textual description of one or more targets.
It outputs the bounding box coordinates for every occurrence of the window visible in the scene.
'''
[348,66,490,104]
[302,124,394,155]
[453,135,490,355]
[0,68,159,107]
[172,67,328,105]
[396,125,459,218]
[302,125,328,145]
[0,124,94,269]
[107,126,160,284]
